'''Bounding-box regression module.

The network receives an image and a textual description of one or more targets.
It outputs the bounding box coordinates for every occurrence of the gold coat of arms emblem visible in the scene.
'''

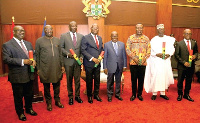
[82,0,111,19]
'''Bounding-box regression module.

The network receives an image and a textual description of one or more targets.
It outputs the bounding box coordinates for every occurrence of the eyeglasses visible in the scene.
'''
[14,30,25,32]
[184,33,192,35]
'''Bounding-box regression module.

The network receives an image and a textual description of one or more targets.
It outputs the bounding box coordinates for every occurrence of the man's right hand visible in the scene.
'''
[104,69,108,75]
[184,62,190,67]
[92,58,100,64]
[68,53,74,58]
[24,59,33,65]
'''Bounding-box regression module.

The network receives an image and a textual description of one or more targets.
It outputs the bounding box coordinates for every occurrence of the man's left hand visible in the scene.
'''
[61,67,65,73]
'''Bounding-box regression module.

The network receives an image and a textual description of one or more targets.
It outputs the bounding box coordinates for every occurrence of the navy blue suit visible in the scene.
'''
[81,33,103,97]
[2,38,35,115]
[103,41,127,97]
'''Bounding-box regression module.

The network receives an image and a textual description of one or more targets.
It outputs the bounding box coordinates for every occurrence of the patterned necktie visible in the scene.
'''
[187,40,190,52]
[94,36,99,49]
[73,33,76,47]
[114,43,118,55]
[20,41,29,57]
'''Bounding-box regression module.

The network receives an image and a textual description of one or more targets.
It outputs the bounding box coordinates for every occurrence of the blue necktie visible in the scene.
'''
[114,43,118,55]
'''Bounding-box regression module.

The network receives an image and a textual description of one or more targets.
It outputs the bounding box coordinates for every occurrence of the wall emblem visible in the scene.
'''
[82,0,111,19]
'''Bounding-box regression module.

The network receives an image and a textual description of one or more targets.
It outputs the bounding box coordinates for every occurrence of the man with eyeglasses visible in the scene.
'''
[175,29,198,102]
[35,25,65,111]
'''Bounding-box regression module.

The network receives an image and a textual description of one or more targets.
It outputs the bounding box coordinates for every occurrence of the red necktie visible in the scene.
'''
[20,41,29,57]
[94,36,99,49]
[73,33,76,47]
[187,40,190,52]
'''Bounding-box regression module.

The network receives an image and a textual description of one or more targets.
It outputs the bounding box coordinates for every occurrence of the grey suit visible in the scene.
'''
[81,33,103,97]
[175,39,198,95]
[103,41,127,97]
[2,38,35,115]
[60,32,83,98]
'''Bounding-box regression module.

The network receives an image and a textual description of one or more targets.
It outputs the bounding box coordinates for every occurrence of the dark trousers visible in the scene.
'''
[85,66,100,97]
[177,67,194,95]
[11,80,33,115]
[43,81,61,104]
[107,65,122,97]
[130,65,146,96]
[65,62,81,99]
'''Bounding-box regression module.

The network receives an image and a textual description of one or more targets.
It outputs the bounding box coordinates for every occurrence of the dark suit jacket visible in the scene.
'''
[81,33,103,68]
[2,38,35,83]
[60,32,83,66]
[175,39,198,70]
[103,41,127,73]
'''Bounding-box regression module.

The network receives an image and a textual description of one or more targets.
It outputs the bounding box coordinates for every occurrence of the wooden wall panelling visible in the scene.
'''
[156,0,172,35]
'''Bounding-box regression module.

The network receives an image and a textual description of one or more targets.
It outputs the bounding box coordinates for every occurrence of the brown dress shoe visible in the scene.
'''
[55,101,64,108]
[18,113,26,121]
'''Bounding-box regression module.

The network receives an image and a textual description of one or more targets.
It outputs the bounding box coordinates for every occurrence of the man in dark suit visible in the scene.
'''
[81,23,104,104]
[175,29,198,102]
[103,31,127,102]
[2,26,37,121]
[60,21,83,105]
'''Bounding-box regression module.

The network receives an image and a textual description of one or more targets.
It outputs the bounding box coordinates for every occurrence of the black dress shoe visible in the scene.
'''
[160,95,169,100]
[183,95,194,102]
[94,95,102,102]
[108,97,112,102]
[115,95,123,101]
[26,109,37,116]
[88,97,93,104]
[47,103,52,111]
[151,95,157,100]
[55,101,64,108]
[137,95,143,101]
[18,113,26,121]
[177,95,182,101]
[69,98,74,105]
[75,97,83,103]
[130,95,136,101]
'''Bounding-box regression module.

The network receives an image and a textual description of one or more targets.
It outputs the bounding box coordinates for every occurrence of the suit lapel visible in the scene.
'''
[89,34,98,49]
[66,32,75,48]
[11,39,29,58]
[76,33,81,48]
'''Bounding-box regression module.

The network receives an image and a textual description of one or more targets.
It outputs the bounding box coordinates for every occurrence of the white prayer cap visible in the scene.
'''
[157,24,164,29]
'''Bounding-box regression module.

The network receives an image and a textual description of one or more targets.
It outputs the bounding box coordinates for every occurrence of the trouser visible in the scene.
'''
[107,65,122,97]
[177,67,194,95]
[11,80,33,115]
[130,65,146,96]
[85,66,100,97]
[65,62,81,99]
[43,81,61,104]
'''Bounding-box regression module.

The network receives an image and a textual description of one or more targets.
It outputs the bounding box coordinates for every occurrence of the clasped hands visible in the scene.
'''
[24,59,36,68]
[133,58,146,65]
[156,53,170,59]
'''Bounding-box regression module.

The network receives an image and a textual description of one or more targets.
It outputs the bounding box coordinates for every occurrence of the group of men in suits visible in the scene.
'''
[2,22,198,121]
[2,22,127,121]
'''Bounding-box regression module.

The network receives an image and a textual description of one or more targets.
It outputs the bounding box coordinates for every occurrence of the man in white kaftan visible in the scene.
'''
[144,24,175,100]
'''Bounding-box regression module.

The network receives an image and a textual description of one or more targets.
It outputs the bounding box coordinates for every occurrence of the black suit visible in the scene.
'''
[2,38,35,115]
[175,39,198,95]
[81,33,103,97]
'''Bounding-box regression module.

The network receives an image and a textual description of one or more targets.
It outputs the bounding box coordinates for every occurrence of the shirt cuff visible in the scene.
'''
[22,59,24,66]
[89,57,94,61]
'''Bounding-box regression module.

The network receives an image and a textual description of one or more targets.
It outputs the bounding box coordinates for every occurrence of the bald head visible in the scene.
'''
[136,24,143,36]
[44,25,53,37]
[183,29,192,40]
[13,25,25,40]
[91,23,99,35]
[69,21,77,33]
[111,31,118,43]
